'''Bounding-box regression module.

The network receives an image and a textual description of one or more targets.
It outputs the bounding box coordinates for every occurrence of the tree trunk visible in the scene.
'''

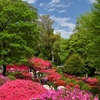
[2,64,6,76]
[51,49,54,62]
[32,67,36,79]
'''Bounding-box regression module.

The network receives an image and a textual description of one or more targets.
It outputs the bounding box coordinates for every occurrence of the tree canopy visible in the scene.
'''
[0,0,39,75]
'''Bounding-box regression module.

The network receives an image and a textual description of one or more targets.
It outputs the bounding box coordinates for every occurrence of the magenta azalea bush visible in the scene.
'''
[0,80,47,100]
[30,88,99,100]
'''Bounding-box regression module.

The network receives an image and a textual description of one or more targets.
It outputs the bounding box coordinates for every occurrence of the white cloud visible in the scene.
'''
[51,16,75,29]
[22,0,37,4]
[58,10,66,13]
[44,0,71,12]
[49,0,60,4]
[47,8,55,11]
[51,16,75,38]
[39,3,44,7]
[88,0,96,3]
[54,28,73,38]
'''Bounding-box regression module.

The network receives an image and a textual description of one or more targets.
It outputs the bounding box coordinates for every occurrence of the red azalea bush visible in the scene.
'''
[66,82,74,87]
[48,72,62,82]
[74,84,80,89]
[55,80,66,86]
[29,57,51,70]
[0,80,47,100]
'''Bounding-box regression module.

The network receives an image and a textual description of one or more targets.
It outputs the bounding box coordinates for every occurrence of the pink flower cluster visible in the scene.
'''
[86,77,99,85]
[31,88,99,100]
[29,57,51,70]
[0,80,47,100]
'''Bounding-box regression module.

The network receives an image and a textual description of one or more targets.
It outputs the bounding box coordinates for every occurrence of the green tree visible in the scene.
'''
[38,15,62,63]
[64,54,85,76]
[86,0,100,70]
[0,0,39,75]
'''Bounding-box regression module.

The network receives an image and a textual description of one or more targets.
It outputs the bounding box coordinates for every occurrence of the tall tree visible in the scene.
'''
[38,15,55,60]
[0,0,39,75]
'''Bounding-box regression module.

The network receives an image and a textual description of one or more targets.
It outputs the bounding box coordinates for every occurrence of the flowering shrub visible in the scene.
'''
[0,75,11,86]
[30,88,99,100]
[0,80,47,100]
[74,84,80,89]
[7,64,29,72]
[40,68,56,75]
[48,72,62,82]
[29,57,51,70]
[66,82,74,87]
[86,77,99,85]
[55,80,66,86]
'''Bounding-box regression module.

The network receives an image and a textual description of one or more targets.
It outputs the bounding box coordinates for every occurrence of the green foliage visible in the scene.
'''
[65,78,71,84]
[7,75,16,80]
[90,87,100,95]
[64,54,85,76]
[73,81,78,85]
[8,71,25,79]
[77,80,85,88]
[71,79,76,83]
[81,84,91,91]
[0,0,39,66]
[60,76,67,80]
[56,68,64,75]
[46,81,57,89]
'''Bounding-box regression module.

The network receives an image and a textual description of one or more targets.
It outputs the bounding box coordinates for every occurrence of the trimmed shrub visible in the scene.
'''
[7,75,16,80]
[65,78,71,84]
[73,81,78,85]
[90,87,100,95]
[81,84,91,91]
[77,80,85,88]
[60,76,67,80]
[71,79,76,83]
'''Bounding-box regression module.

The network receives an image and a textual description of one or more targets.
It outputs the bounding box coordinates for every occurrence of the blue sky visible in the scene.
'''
[23,0,96,38]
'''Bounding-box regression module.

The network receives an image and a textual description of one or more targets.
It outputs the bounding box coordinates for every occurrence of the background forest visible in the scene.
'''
[0,0,100,77]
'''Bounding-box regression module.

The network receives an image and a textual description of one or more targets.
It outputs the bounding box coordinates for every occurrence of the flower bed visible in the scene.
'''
[30,88,99,100]
[0,80,47,100]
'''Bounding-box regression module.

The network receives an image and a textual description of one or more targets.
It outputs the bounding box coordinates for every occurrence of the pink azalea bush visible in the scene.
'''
[86,77,99,85]
[0,80,47,100]
[30,88,99,100]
